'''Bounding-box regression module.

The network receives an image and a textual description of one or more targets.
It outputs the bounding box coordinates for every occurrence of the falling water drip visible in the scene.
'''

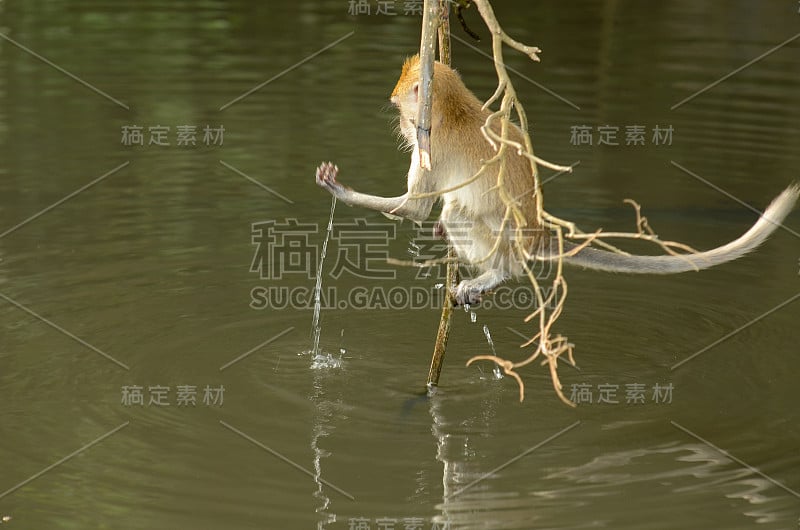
[311,197,336,356]
[483,325,503,379]
[470,311,477,323]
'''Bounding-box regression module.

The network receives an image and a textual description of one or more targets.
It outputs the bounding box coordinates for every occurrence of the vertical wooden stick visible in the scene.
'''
[427,247,458,388]
[438,0,451,65]
[416,0,438,171]
[426,0,458,391]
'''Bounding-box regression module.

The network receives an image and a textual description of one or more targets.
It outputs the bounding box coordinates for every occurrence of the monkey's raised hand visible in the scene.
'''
[314,161,434,223]
[315,161,349,199]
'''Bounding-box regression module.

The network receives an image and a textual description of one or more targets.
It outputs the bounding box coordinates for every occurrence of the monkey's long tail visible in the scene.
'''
[540,184,800,274]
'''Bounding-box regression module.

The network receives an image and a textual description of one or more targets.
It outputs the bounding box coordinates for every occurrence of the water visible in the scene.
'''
[310,196,337,359]
[1,2,799,529]
[482,324,503,380]
[309,197,344,371]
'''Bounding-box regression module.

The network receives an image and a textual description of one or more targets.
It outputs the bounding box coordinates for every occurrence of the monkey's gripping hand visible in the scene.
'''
[452,269,507,307]
[453,281,483,307]
[315,161,348,199]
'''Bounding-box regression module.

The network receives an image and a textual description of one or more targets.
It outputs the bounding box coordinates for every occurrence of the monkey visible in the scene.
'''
[315,55,799,306]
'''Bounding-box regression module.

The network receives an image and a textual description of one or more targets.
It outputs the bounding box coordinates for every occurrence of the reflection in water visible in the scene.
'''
[429,383,506,529]
[0,0,7,253]
[0,246,5,288]
[429,392,451,523]
[309,370,340,529]
[428,406,796,529]
[549,442,794,526]
[307,191,342,528]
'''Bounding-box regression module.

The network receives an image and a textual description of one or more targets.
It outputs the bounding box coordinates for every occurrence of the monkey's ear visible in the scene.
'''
[411,81,419,103]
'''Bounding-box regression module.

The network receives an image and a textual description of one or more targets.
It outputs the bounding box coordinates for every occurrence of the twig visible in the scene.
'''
[395,0,705,405]
[458,1,709,405]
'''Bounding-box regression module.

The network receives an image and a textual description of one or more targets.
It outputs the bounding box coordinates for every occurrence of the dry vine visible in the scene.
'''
[399,1,700,405]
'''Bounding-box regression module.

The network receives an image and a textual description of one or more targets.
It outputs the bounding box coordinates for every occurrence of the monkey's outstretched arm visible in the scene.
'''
[315,161,435,223]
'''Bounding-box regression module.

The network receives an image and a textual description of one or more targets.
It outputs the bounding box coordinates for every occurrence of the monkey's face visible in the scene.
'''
[390,80,419,145]
[390,55,424,142]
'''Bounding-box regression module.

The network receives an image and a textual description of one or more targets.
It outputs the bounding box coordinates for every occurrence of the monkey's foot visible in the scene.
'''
[433,220,447,239]
[453,280,483,307]
[315,161,344,197]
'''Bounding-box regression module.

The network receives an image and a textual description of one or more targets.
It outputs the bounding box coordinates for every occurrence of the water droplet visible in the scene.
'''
[483,325,503,379]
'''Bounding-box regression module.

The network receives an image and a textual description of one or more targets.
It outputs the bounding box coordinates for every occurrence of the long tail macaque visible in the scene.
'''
[315,55,799,306]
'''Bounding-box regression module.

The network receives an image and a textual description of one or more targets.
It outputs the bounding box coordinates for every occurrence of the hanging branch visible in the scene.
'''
[398,0,700,404]
[454,0,481,41]
[460,0,699,405]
